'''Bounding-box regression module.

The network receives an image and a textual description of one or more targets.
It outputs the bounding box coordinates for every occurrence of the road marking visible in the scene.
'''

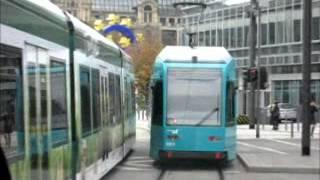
[223,170,241,174]
[128,156,152,160]
[268,139,320,151]
[116,166,147,171]
[237,141,287,155]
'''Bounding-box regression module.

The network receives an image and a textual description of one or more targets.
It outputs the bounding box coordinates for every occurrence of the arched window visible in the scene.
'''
[144,5,152,23]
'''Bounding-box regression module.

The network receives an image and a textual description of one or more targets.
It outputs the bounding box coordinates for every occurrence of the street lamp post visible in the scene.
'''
[256,4,261,138]
[248,0,258,129]
[301,0,312,156]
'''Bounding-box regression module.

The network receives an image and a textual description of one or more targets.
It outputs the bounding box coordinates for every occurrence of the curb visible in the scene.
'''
[136,126,150,133]
[237,153,320,174]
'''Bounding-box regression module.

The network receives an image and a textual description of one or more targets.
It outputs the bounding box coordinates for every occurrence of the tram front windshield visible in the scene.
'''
[167,68,221,126]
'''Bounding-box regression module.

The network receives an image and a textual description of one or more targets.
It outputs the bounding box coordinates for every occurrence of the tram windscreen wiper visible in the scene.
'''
[195,107,219,126]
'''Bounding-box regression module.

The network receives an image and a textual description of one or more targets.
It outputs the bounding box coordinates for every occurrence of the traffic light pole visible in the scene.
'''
[248,0,257,129]
[256,5,261,138]
[301,0,312,156]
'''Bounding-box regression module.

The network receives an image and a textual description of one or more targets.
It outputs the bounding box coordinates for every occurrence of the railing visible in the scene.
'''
[136,109,149,121]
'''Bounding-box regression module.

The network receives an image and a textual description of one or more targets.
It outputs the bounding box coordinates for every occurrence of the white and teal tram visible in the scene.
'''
[0,0,136,179]
[149,46,237,163]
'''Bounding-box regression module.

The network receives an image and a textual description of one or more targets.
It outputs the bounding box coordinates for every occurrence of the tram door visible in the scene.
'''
[25,44,50,180]
[100,71,110,158]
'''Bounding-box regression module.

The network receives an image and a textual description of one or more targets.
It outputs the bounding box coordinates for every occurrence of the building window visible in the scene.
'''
[237,27,243,47]
[244,26,249,47]
[169,18,175,26]
[144,5,152,23]
[211,30,216,46]
[205,31,210,46]
[312,17,320,40]
[293,19,301,42]
[269,22,275,44]
[217,29,223,46]
[230,28,236,48]
[261,23,267,45]
[160,17,166,26]
[276,22,284,43]
[224,28,229,48]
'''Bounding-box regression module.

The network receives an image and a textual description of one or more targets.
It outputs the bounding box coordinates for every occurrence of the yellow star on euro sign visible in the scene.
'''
[94,19,105,31]
[120,18,133,28]
[119,37,131,48]
[136,33,144,42]
[106,14,120,25]
[106,34,113,41]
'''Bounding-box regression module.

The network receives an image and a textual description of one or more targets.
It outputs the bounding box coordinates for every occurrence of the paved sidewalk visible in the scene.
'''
[237,123,320,139]
[237,138,320,174]
[137,120,320,140]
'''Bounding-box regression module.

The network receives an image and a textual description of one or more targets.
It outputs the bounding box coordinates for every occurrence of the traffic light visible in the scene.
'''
[249,67,258,82]
[259,67,268,89]
[242,68,250,82]
[242,67,260,83]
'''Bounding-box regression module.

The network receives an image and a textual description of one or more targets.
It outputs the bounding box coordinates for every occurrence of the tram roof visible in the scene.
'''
[25,0,121,52]
[156,46,233,64]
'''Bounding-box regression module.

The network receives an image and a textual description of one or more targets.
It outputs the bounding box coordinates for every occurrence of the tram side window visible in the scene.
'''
[104,77,109,126]
[0,44,24,161]
[80,67,91,136]
[226,81,236,126]
[91,69,101,131]
[131,81,136,116]
[50,61,68,146]
[108,73,115,125]
[114,75,121,124]
[151,80,163,126]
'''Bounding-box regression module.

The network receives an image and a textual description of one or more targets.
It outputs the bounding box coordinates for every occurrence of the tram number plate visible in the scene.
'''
[165,142,176,147]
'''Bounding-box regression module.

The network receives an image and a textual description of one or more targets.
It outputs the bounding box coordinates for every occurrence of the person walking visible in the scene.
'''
[270,101,280,130]
[310,100,319,137]
[0,145,11,180]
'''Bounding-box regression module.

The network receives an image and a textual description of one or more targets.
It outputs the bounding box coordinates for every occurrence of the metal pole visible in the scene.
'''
[256,5,261,138]
[291,121,294,138]
[249,0,257,129]
[248,0,257,129]
[301,0,312,156]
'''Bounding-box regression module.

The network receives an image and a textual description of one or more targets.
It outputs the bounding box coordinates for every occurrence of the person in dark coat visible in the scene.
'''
[310,100,319,137]
[270,101,280,130]
[0,146,11,180]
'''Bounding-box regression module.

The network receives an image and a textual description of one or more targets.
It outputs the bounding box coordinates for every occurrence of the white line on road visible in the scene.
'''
[116,166,147,171]
[267,139,320,151]
[237,141,288,155]
[223,170,241,174]
[128,156,152,160]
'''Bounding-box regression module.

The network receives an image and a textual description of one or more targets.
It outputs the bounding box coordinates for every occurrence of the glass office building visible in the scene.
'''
[180,0,320,106]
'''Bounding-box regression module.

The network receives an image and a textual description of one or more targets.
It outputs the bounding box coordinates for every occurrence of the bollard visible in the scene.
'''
[297,121,300,132]
[291,121,294,138]
[285,120,288,131]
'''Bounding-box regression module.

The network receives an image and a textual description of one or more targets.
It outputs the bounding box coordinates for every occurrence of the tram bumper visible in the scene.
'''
[159,150,227,160]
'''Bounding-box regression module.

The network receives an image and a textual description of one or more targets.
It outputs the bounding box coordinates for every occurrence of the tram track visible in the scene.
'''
[156,166,225,180]
[217,167,225,180]
[156,168,168,180]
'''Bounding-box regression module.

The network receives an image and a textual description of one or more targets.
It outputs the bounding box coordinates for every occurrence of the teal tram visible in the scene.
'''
[149,46,237,163]
[0,0,135,179]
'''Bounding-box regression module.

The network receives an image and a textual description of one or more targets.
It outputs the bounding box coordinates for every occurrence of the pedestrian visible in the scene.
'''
[3,99,15,147]
[270,101,280,130]
[0,145,11,180]
[310,100,319,137]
